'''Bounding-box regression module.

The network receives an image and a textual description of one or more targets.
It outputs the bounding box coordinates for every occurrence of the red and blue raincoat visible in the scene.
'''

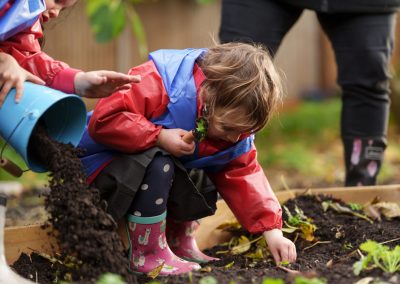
[0,1,81,93]
[81,49,283,234]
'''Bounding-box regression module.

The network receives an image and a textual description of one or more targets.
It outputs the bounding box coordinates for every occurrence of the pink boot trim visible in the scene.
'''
[127,213,201,276]
[167,218,219,263]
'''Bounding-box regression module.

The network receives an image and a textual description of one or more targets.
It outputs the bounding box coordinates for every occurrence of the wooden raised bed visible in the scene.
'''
[5,184,400,265]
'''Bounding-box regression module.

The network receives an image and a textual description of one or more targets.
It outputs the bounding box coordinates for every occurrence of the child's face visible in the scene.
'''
[42,0,78,23]
[206,110,250,143]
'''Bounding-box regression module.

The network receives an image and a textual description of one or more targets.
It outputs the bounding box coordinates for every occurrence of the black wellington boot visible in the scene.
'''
[343,137,386,187]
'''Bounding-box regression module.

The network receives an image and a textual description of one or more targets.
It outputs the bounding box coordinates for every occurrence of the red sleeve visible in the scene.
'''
[0,20,81,93]
[88,60,169,152]
[208,145,282,233]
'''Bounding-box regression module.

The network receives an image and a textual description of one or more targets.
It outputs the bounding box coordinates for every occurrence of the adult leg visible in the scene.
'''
[219,0,303,55]
[126,154,201,275]
[318,12,396,186]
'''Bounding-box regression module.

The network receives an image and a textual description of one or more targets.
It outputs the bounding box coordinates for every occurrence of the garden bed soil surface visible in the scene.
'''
[11,194,400,284]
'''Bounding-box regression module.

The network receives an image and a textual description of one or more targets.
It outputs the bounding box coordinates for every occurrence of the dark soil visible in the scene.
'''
[12,125,137,283]
[12,191,400,283]
[144,194,399,284]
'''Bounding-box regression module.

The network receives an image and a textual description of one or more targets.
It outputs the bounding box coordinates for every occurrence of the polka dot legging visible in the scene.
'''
[129,154,175,217]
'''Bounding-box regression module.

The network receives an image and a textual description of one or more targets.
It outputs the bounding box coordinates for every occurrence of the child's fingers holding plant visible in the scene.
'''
[157,128,195,157]
[263,229,297,264]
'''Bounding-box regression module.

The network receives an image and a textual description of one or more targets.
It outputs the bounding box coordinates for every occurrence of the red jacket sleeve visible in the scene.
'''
[88,60,169,152]
[0,20,81,93]
[208,145,282,233]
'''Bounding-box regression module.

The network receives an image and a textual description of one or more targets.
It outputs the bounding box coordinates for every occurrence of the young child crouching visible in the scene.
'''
[78,42,297,275]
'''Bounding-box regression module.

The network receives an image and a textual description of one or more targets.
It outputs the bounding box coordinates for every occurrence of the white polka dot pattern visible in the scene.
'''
[163,164,170,172]
[141,184,149,190]
[155,198,164,205]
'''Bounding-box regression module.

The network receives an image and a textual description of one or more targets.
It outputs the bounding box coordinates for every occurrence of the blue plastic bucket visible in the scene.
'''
[0,82,87,172]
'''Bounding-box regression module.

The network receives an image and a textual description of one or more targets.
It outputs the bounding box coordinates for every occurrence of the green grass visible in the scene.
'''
[0,139,48,187]
[256,99,341,174]
[256,98,400,189]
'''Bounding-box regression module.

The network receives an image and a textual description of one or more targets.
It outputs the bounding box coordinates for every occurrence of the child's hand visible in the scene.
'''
[0,53,45,107]
[74,70,141,98]
[157,128,195,157]
[263,229,297,264]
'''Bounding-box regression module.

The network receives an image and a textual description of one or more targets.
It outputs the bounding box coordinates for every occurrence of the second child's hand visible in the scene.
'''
[0,53,45,108]
[74,71,141,99]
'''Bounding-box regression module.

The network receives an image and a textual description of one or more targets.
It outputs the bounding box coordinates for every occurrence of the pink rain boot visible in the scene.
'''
[126,212,201,275]
[167,218,219,263]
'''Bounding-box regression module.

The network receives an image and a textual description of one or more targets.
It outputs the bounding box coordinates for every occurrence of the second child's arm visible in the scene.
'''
[0,21,140,97]
[208,146,296,263]
[0,52,45,107]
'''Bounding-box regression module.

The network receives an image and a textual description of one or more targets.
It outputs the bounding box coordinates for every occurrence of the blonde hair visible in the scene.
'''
[198,42,282,133]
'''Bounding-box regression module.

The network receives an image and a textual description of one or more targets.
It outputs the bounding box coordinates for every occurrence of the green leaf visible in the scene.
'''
[262,278,285,284]
[199,276,218,284]
[195,0,215,4]
[281,227,298,233]
[147,262,164,279]
[230,235,251,255]
[278,260,290,266]
[348,202,363,211]
[224,261,235,269]
[86,0,125,43]
[294,276,327,284]
[126,5,148,58]
[96,273,127,284]
[353,255,371,276]
[360,240,382,254]
[321,200,331,212]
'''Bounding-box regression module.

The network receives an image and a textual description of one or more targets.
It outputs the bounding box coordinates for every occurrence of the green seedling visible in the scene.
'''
[278,260,290,266]
[262,278,285,284]
[322,200,373,224]
[294,276,327,284]
[183,117,208,143]
[343,242,353,250]
[193,117,208,141]
[283,205,317,242]
[199,276,218,284]
[353,240,400,275]
[96,273,127,284]
[348,202,363,211]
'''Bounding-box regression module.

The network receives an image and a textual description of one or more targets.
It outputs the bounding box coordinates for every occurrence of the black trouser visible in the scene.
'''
[220,0,396,185]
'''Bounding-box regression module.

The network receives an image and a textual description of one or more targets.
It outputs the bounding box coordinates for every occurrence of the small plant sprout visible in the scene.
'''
[199,276,218,284]
[321,200,373,223]
[353,240,400,275]
[343,242,353,250]
[96,273,127,284]
[294,276,327,284]
[262,278,285,284]
[348,202,363,211]
[282,205,317,241]
[278,260,290,266]
[182,117,208,143]
[224,261,235,269]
